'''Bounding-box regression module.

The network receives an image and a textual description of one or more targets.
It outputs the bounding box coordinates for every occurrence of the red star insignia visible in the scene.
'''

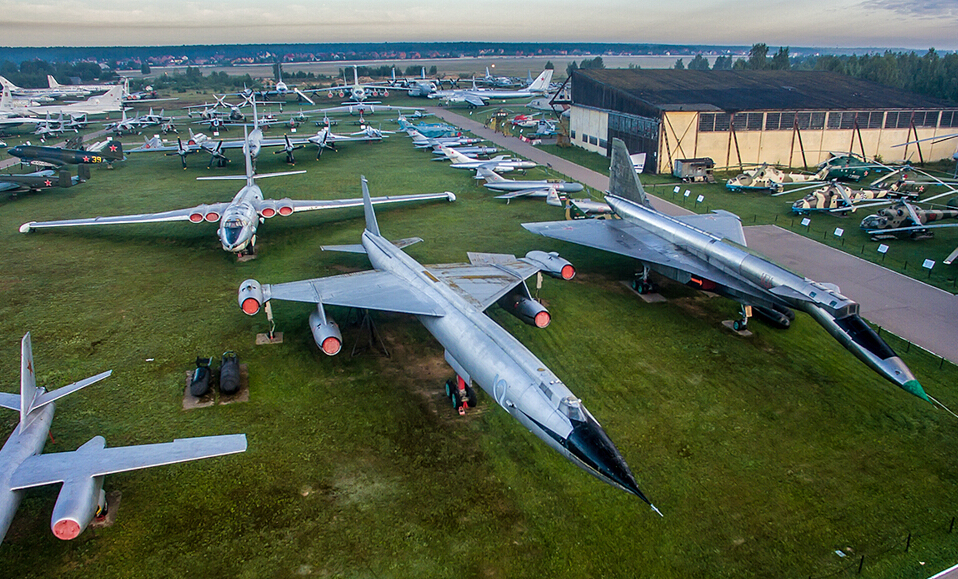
[44,180,52,186]
[82,156,89,162]
[109,144,118,152]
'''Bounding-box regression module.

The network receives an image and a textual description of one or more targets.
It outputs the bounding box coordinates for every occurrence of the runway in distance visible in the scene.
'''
[523,139,928,401]
[237,177,661,513]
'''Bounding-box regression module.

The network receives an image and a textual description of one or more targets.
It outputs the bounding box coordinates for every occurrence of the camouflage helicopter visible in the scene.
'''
[859,185,958,239]
[789,168,923,215]
[725,163,819,193]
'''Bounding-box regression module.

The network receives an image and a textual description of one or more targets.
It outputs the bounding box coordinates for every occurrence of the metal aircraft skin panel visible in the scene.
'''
[0,333,247,542]
[265,269,446,317]
[523,138,927,402]
[240,177,659,512]
[424,259,539,311]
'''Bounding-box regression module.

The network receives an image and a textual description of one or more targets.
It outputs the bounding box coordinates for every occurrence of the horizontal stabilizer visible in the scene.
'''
[673,211,747,245]
[321,244,367,254]
[9,434,248,490]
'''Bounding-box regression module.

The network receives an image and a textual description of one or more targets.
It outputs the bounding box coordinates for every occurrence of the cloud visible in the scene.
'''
[860,0,958,19]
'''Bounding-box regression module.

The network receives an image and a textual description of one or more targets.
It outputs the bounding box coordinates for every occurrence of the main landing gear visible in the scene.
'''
[444,376,477,416]
[732,304,752,332]
[631,265,657,294]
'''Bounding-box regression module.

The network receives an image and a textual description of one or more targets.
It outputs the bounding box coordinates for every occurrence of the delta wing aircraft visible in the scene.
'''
[237,178,660,512]
[21,128,455,256]
[0,333,247,542]
[523,139,928,401]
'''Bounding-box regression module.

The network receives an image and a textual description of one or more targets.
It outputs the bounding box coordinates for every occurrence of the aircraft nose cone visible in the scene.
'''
[565,412,655,508]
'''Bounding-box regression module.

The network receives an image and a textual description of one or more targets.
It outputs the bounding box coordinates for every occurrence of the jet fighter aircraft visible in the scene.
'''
[237,177,660,512]
[428,70,554,108]
[0,333,247,542]
[440,146,536,173]
[523,139,927,401]
[20,128,454,257]
[476,166,584,199]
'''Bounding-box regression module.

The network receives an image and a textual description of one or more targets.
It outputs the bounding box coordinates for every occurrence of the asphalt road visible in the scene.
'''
[429,106,958,364]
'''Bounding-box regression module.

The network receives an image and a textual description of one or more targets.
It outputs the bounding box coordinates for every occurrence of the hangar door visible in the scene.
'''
[608,112,660,174]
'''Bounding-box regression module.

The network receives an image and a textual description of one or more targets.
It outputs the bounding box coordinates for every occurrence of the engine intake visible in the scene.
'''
[238,279,265,315]
[309,310,342,356]
[524,250,575,280]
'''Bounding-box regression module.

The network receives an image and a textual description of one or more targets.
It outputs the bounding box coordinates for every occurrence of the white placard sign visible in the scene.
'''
[833,228,844,237]
[801,217,811,227]
[877,244,889,254]
[923,259,935,270]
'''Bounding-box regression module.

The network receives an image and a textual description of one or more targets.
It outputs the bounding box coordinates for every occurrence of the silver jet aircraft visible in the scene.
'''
[476,166,585,199]
[523,139,927,401]
[0,333,247,542]
[20,128,455,256]
[428,70,554,108]
[440,146,536,173]
[237,178,660,512]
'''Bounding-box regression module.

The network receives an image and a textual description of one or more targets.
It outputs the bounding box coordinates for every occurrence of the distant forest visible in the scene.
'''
[1,42,954,104]
[674,44,958,104]
[0,42,751,65]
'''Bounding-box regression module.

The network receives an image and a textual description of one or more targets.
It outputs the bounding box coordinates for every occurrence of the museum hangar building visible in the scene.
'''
[568,69,958,174]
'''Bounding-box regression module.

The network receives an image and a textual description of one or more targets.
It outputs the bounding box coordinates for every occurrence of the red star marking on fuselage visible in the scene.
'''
[82,156,90,162]
[109,144,118,152]
[44,179,52,186]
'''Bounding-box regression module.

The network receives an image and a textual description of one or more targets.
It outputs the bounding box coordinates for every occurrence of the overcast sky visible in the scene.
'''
[0,0,955,50]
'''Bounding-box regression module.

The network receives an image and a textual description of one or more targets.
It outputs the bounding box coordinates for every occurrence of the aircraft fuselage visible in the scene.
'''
[360,230,647,499]
[0,403,54,542]
[606,194,924,398]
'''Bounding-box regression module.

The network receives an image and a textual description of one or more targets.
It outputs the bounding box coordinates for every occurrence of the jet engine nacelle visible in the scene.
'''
[498,294,551,328]
[257,200,278,218]
[188,204,221,223]
[308,310,342,356]
[50,461,105,540]
[238,279,265,315]
[275,198,294,216]
[524,250,575,280]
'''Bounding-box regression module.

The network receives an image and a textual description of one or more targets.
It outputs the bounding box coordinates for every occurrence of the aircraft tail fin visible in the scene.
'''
[0,86,11,110]
[100,85,123,106]
[528,70,554,92]
[103,140,123,160]
[477,166,506,183]
[16,332,111,432]
[243,125,255,184]
[609,138,650,208]
[58,169,73,188]
[361,175,381,237]
[0,75,18,91]
[47,75,60,89]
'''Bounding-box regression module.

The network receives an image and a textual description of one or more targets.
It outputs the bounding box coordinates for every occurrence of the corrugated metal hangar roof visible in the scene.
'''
[574,69,955,113]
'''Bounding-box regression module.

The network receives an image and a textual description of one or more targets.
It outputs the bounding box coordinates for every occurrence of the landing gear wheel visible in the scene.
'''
[733,319,748,331]
[465,384,478,408]
[451,390,461,410]
[444,379,453,398]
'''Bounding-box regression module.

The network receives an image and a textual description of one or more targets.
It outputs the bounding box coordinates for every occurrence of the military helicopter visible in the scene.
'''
[789,167,923,215]
[814,151,891,182]
[724,163,819,193]
[859,198,958,239]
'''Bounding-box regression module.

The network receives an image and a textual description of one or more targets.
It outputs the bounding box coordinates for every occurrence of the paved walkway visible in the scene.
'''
[429,107,958,363]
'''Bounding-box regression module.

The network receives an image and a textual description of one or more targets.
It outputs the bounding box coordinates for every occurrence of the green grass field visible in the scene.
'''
[0,113,957,578]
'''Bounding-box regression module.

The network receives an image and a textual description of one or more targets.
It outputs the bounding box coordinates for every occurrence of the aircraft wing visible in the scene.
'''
[276,192,454,214]
[20,202,231,232]
[8,434,247,491]
[494,188,551,200]
[0,392,18,411]
[522,218,765,297]
[425,253,541,310]
[673,211,748,246]
[265,269,445,316]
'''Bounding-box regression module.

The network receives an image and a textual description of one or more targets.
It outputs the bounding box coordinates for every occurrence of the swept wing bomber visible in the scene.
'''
[237,178,660,512]
[523,139,927,401]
